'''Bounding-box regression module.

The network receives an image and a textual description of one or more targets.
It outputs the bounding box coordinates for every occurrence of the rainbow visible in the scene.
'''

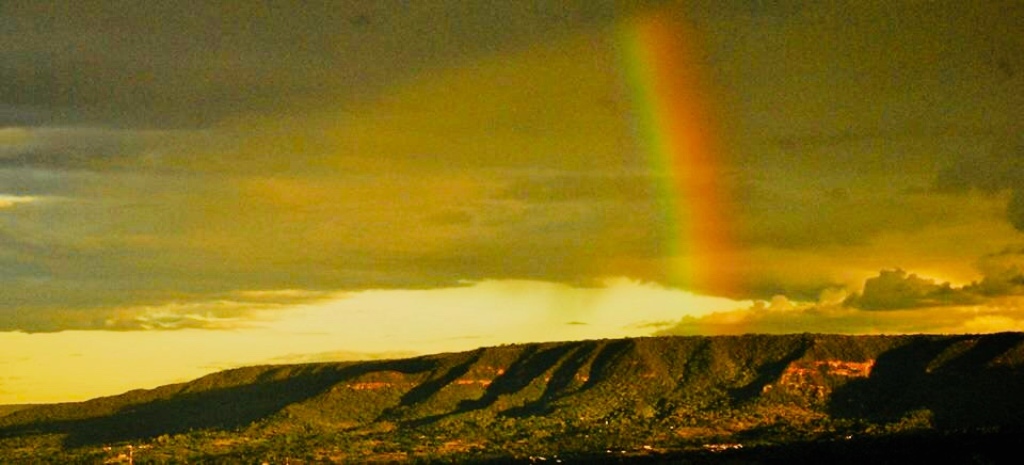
[617,9,740,297]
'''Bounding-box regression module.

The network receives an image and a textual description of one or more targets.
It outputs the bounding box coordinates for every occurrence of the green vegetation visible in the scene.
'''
[0,405,37,418]
[2,333,1024,463]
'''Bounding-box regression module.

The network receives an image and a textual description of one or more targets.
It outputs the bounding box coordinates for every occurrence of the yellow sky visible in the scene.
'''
[1,1,1023,403]
[1,280,750,403]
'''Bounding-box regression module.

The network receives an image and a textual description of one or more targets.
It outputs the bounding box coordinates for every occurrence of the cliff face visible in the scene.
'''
[3,333,1024,459]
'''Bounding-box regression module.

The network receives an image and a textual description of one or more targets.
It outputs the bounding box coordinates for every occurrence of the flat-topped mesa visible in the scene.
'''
[4,332,1024,452]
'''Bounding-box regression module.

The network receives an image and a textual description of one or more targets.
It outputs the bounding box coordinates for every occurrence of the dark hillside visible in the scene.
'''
[0,405,36,418]
[2,333,1024,462]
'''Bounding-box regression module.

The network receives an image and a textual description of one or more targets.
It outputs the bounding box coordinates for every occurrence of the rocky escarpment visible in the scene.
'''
[2,333,1024,461]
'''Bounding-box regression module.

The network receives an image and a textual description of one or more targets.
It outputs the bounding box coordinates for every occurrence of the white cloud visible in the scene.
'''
[99,289,331,331]
[656,293,1024,337]
[0,194,39,209]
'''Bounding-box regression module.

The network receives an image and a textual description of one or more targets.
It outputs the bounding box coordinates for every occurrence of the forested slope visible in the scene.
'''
[3,333,1024,462]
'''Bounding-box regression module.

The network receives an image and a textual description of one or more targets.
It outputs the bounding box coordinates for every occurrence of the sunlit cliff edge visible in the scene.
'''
[3,333,1024,463]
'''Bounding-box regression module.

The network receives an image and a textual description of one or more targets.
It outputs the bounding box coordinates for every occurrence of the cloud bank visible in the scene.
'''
[658,257,1024,337]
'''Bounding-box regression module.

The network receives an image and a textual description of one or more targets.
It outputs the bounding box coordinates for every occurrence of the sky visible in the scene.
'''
[1,0,1023,403]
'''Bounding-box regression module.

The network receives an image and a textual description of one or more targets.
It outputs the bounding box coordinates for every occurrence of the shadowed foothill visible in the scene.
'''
[2,333,1024,462]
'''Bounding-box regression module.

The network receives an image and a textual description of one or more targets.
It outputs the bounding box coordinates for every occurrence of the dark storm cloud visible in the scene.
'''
[717,0,1023,249]
[411,196,668,286]
[0,127,188,171]
[935,139,1024,195]
[935,138,1024,232]
[0,166,670,332]
[0,166,83,197]
[1008,191,1024,232]
[0,0,624,128]
[2,0,1023,333]
[972,247,1024,296]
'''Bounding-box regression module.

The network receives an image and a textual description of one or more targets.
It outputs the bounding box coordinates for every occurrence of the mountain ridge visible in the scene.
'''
[3,333,1024,462]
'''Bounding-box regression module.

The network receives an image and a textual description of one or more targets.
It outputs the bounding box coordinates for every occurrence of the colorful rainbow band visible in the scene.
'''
[618,9,740,297]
